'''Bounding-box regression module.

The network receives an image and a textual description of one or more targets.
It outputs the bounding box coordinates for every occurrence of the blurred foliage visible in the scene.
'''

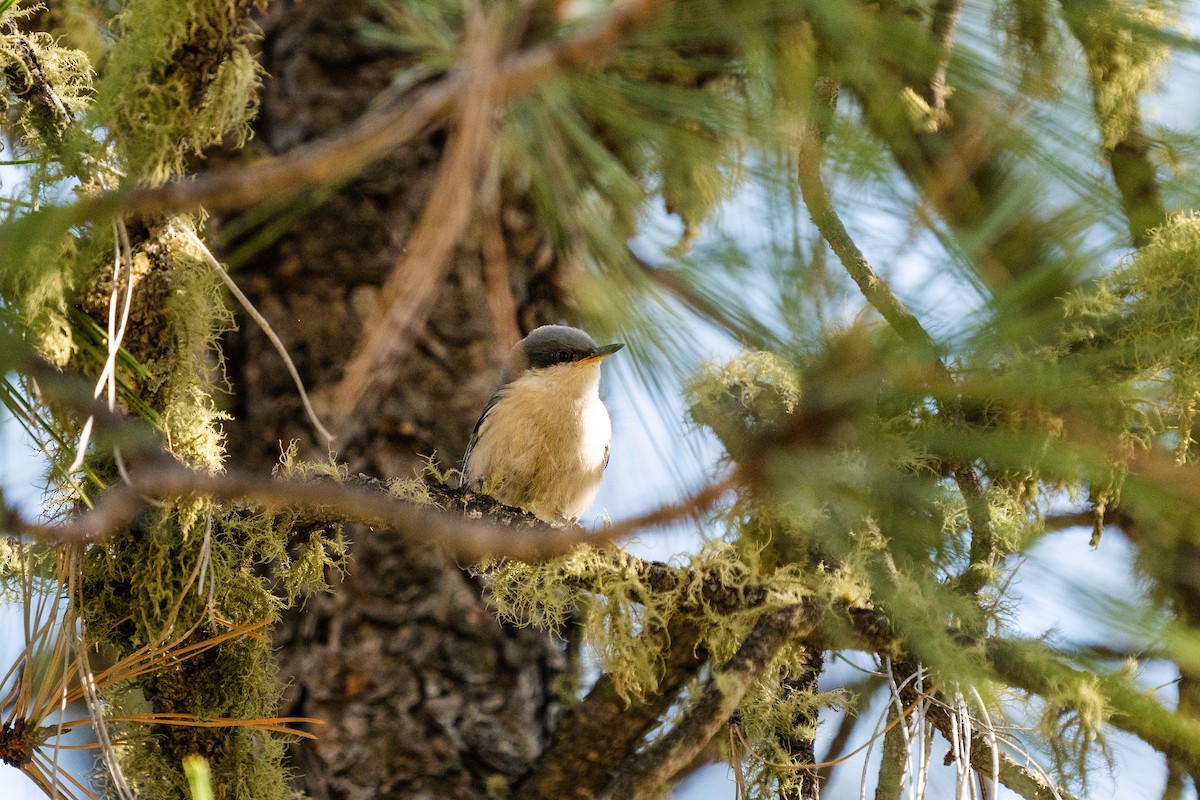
[0,0,1198,798]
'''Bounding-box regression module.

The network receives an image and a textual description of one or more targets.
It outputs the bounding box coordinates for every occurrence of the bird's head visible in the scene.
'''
[501,325,624,385]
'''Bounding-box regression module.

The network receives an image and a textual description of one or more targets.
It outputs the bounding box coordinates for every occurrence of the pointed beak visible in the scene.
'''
[585,342,624,362]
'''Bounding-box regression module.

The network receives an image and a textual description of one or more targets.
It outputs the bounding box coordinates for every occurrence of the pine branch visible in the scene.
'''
[330,7,502,424]
[2,459,732,562]
[989,637,1200,775]
[600,604,811,799]
[517,618,706,800]
[807,6,1072,304]
[795,124,996,596]
[925,0,964,114]
[796,126,947,378]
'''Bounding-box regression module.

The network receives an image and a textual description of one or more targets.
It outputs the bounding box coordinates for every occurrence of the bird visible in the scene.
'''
[462,324,623,522]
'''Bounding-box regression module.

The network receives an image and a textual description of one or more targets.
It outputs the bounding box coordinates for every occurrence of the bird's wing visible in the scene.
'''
[461,388,505,485]
[603,443,610,471]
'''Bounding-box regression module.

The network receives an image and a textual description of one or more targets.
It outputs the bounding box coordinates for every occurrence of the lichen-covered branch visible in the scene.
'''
[796,123,996,596]
[1,28,73,146]
[1059,0,1167,247]
[988,637,1200,775]
[600,604,811,799]
[925,0,964,114]
[517,618,706,800]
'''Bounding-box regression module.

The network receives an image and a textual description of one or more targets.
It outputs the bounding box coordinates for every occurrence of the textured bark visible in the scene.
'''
[221,2,566,796]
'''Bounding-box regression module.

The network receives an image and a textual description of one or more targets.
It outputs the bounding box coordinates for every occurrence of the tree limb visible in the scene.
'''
[2,28,73,146]
[1059,0,1167,248]
[1,461,733,562]
[600,604,811,799]
[517,617,706,800]
[330,7,502,425]
[988,636,1200,775]
[925,0,964,114]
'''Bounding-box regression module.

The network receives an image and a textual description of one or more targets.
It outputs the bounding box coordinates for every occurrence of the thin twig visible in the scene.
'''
[3,464,736,563]
[925,0,964,114]
[480,183,522,353]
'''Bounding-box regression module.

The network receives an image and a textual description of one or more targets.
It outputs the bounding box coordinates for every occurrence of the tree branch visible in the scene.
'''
[600,604,811,799]
[82,0,672,222]
[796,126,946,378]
[517,617,706,800]
[988,636,1200,776]
[925,0,964,115]
[330,8,502,424]
[2,28,73,146]
[2,461,733,563]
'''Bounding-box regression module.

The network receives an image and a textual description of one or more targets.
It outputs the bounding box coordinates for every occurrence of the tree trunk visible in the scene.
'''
[220,3,567,796]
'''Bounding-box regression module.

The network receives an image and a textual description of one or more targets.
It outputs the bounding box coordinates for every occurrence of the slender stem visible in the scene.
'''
[925,0,964,113]
[1,461,734,562]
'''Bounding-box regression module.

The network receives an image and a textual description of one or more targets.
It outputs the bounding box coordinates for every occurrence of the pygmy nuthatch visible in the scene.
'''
[462,325,623,521]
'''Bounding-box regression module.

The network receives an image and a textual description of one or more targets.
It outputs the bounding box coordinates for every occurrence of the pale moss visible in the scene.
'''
[159,219,235,473]
[94,0,262,183]
[390,477,435,505]
[899,86,947,133]
[1037,673,1113,790]
[735,652,843,798]
[1073,1,1170,150]
[688,350,802,417]
[17,238,79,367]
[390,455,451,504]
[275,441,349,482]
[1069,213,1200,462]
[488,541,818,702]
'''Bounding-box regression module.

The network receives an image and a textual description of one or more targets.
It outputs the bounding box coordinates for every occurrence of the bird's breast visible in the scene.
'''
[464,365,611,519]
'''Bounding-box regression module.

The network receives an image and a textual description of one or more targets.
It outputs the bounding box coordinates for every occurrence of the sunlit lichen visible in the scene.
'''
[94,0,262,184]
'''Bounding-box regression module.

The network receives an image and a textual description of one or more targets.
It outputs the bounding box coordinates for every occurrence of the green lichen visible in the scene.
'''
[1068,0,1170,150]
[487,541,816,702]
[1037,672,1114,792]
[735,654,843,797]
[94,0,261,184]
[156,219,236,472]
[0,20,94,150]
[1068,213,1200,462]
